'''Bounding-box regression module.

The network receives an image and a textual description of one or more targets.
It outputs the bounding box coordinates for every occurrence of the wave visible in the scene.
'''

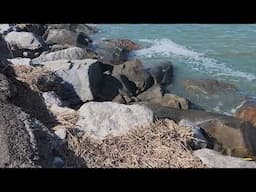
[134,38,256,81]
[135,39,203,58]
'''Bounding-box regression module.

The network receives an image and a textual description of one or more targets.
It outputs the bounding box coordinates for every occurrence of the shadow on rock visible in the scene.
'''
[0,64,88,167]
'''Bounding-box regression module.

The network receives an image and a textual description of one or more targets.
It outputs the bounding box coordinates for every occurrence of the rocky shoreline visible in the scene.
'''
[1,24,256,168]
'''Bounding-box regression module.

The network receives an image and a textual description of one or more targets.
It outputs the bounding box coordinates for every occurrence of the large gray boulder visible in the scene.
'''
[7,57,31,66]
[43,59,104,106]
[45,28,92,47]
[46,29,77,46]
[32,47,98,64]
[194,149,256,168]
[94,40,131,65]
[76,102,155,139]
[0,35,12,59]
[112,59,154,93]
[4,31,45,51]
[147,61,173,85]
[0,24,15,35]
[99,74,138,104]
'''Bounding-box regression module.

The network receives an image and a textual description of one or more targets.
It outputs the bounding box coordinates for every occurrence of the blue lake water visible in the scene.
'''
[91,24,256,115]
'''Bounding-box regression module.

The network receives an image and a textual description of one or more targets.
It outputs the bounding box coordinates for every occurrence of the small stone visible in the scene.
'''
[53,156,64,168]
[42,91,63,107]
[23,52,28,57]
[34,52,40,57]
[54,128,66,140]
[179,119,209,150]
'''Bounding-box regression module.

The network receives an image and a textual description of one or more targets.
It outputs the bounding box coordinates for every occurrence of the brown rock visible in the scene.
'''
[94,40,130,65]
[139,104,256,158]
[137,85,189,109]
[147,61,173,85]
[183,79,238,95]
[112,59,154,93]
[235,99,256,127]
[46,24,98,36]
[103,39,141,51]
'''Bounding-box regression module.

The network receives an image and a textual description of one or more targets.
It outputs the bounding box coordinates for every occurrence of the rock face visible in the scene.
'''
[45,29,92,47]
[140,104,256,157]
[235,99,256,127]
[43,59,104,106]
[142,103,230,123]
[0,35,12,59]
[137,85,189,109]
[112,59,154,93]
[73,24,99,35]
[0,102,38,168]
[0,24,14,35]
[161,94,190,109]
[183,79,238,95]
[0,101,58,168]
[179,119,211,150]
[98,74,137,103]
[94,40,130,65]
[194,149,256,168]
[15,24,47,36]
[0,73,15,102]
[147,61,173,85]
[198,119,256,157]
[4,31,46,58]
[42,91,63,107]
[46,29,78,46]
[102,39,141,51]
[137,85,163,100]
[76,102,155,139]
[47,24,98,36]
[32,47,97,64]
[7,58,31,66]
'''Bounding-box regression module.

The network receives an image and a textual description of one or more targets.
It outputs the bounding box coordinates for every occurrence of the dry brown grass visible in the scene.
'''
[52,110,79,131]
[12,65,52,91]
[63,119,205,168]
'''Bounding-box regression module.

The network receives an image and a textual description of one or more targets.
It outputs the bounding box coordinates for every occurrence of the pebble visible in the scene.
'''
[53,156,65,168]
[23,51,28,57]
[55,128,67,140]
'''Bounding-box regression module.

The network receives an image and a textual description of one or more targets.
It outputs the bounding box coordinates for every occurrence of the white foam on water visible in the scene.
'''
[134,38,256,81]
[230,100,247,114]
[213,101,224,113]
[136,39,203,58]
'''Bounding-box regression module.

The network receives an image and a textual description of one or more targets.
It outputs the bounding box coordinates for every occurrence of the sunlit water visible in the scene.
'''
[91,24,256,115]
